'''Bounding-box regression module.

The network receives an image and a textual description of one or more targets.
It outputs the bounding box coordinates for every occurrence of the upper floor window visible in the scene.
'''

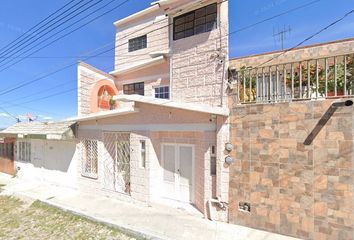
[173,3,217,41]
[128,35,147,52]
[123,82,144,95]
[155,86,169,99]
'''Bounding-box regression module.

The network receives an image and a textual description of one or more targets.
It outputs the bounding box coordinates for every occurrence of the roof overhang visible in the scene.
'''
[68,103,138,122]
[113,95,229,116]
[154,0,213,15]
[114,4,160,28]
[110,56,166,76]
[0,121,77,141]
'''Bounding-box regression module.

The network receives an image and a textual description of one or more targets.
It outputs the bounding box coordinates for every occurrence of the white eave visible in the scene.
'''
[68,105,138,122]
[0,121,77,140]
[114,4,160,27]
[114,95,229,116]
[151,0,180,6]
[110,56,166,76]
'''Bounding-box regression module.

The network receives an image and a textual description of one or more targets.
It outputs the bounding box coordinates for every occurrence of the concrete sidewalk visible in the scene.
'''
[0,173,299,240]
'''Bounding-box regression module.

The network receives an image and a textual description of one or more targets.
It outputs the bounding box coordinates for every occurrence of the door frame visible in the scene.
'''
[161,143,195,203]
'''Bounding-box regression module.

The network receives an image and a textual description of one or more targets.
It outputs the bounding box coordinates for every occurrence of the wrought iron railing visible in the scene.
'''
[230,54,354,104]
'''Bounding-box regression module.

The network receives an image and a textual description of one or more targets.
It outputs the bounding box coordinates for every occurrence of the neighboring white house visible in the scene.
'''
[0,121,78,188]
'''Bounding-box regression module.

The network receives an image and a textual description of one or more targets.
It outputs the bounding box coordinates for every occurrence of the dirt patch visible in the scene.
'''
[0,196,137,240]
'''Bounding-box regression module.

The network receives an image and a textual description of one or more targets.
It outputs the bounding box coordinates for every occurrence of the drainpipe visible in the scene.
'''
[208,197,228,221]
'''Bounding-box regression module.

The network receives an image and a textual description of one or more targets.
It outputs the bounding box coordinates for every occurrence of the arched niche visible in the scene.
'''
[90,80,119,113]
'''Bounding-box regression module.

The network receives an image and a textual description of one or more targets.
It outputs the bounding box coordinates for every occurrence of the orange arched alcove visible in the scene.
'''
[90,80,119,113]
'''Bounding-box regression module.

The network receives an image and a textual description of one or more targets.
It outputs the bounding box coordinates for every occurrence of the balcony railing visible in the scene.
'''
[229,53,354,104]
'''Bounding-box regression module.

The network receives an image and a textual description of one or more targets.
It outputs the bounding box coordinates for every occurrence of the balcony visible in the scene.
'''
[229,53,354,104]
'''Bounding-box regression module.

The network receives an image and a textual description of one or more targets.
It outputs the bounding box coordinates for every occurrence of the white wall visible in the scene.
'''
[15,139,78,189]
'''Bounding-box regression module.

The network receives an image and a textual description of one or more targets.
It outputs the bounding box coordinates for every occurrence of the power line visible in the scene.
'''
[0,0,113,70]
[255,8,354,68]
[0,0,324,109]
[0,0,95,60]
[0,14,168,96]
[0,106,19,121]
[0,55,114,59]
[0,52,221,109]
[228,0,321,35]
[0,0,79,56]
[0,0,320,65]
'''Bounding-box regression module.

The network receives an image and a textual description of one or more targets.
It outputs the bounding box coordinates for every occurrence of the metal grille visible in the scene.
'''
[231,53,354,104]
[102,133,131,194]
[81,139,98,179]
[18,141,31,162]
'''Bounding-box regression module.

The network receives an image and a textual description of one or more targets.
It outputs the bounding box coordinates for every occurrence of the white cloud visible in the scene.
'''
[0,112,11,118]
[37,115,53,121]
[42,116,53,120]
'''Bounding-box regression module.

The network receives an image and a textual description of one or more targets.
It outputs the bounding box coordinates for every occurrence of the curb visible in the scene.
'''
[39,199,165,240]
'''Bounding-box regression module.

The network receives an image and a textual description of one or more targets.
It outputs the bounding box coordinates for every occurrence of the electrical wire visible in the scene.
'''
[0,0,332,113]
[0,0,79,56]
[0,0,123,71]
[0,0,97,60]
[254,8,354,68]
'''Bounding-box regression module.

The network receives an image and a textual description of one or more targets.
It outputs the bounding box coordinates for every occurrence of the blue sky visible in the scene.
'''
[0,0,353,127]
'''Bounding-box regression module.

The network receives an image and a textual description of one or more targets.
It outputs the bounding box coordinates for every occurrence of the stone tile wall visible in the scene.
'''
[228,97,354,240]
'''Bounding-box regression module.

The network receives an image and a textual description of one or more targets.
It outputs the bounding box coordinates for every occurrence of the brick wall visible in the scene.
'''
[171,0,229,107]
[228,97,354,240]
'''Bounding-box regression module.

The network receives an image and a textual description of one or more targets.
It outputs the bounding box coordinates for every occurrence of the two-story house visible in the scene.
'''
[72,0,230,219]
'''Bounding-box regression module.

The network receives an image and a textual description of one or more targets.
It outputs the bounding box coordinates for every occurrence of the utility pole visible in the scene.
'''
[273,25,291,50]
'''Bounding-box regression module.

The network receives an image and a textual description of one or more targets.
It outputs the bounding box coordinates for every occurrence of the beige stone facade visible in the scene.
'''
[74,0,230,221]
[171,0,229,107]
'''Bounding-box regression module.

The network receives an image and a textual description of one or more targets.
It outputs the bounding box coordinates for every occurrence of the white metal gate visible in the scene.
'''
[103,132,131,194]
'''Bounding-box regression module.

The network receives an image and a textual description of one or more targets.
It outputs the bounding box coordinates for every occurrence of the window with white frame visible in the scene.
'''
[81,139,98,179]
[140,140,146,168]
[18,141,31,162]
[154,86,170,99]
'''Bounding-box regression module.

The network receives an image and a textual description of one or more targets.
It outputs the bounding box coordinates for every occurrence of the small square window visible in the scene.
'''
[128,35,147,52]
[154,86,170,99]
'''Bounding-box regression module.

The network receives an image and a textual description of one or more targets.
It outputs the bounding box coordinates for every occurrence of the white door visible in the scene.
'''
[162,144,194,203]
